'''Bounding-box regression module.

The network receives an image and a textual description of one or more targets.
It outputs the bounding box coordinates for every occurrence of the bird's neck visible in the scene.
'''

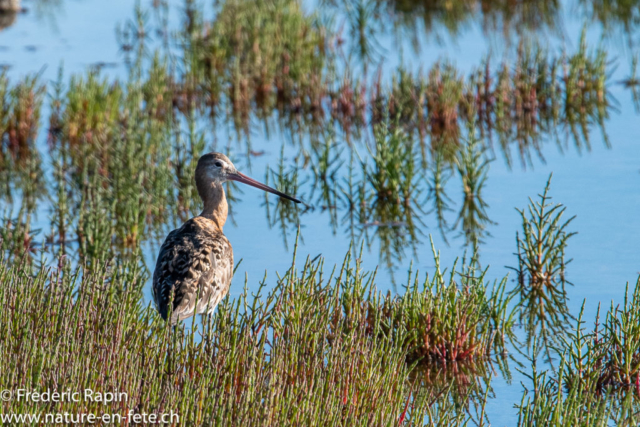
[199,182,228,232]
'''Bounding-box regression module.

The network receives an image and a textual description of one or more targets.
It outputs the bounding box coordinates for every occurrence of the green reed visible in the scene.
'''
[515,282,640,425]
[377,242,514,363]
[509,175,576,353]
[426,150,454,243]
[0,72,45,204]
[264,146,302,248]
[557,280,640,395]
[185,0,330,132]
[359,120,425,276]
[307,129,343,230]
[453,124,493,247]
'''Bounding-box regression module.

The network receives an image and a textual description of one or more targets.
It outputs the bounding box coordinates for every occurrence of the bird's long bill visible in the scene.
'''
[229,172,301,203]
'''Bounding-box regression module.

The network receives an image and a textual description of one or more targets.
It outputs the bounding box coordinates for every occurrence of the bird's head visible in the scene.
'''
[196,152,236,185]
[195,152,301,203]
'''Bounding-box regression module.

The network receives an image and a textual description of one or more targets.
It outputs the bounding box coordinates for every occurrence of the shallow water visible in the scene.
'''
[2,0,640,424]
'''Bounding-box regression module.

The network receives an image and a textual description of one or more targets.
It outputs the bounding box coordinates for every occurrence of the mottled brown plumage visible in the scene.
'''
[152,152,300,324]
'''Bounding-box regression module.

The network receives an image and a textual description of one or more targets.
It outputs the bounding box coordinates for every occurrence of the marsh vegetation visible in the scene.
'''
[1,0,639,424]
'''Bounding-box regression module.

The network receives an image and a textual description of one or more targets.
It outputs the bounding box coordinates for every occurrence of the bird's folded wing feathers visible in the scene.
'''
[152,219,233,323]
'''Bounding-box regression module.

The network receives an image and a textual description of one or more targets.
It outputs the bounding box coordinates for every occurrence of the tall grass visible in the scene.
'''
[0,245,511,425]
[509,175,576,353]
[516,280,640,425]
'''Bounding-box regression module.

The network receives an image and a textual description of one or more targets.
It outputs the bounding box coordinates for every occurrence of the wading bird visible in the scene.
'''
[152,152,301,323]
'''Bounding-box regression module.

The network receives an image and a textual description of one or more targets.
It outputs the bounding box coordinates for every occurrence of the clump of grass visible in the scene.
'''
[453,124,493,246]
[51,72,123,154]
[471,38,609,167]
[364,41,610,167]
[558,279,640,395]
[515,279,640,425]
[44,68,180,259]
[375,245,514,363]
[562,30,609,152]
[366,120,416,208]
[330,75,367,139]
[0,73,45,204]
[359,120,425,275]
[425,63,466,156]
[596,285,640,391]
[194,0,330,130]
[379,68,426,135]
[509,174,576,352]
[0,73,44,165]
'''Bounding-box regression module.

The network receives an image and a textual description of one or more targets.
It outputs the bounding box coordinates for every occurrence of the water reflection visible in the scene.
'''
[579,0,640,45]
[255,121,493,281]
[0,58,606,280]
[114,0,615,167]
[325,0,640,55]
[0,0,630,280]
[264,146,303,249]
[0,73,45,204]
[410,358,507,415]
[454,125,493,246]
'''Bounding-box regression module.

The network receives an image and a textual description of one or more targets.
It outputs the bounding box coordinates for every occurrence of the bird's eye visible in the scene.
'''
[215,161,223,168]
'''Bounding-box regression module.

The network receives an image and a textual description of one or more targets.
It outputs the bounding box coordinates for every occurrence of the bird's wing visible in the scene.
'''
[195,234,233,315]
[152,218,233,323]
